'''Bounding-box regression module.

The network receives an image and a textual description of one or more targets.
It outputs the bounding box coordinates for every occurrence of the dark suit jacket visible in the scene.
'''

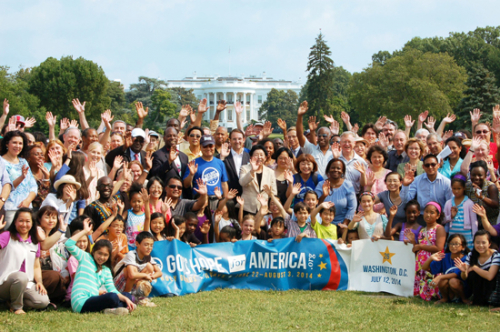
[219,150,250,194]
[105,145,148,169]
[149,146,190,198]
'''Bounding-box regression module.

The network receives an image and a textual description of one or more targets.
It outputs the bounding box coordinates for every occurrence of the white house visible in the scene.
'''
[167,72,303,130]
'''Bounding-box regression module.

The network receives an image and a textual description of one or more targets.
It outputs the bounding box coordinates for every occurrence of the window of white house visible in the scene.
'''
[258,95,262,103]
[246,110,250,121]
[228,109,233,121]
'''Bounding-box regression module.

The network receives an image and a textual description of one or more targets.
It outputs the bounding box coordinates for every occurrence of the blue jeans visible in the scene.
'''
[80,292,133,313]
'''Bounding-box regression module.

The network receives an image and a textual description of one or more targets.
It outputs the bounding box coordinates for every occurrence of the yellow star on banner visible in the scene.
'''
[380,246,396,264]
[318,262,327,270]
[318,274,322,278]
[319,254,323,258]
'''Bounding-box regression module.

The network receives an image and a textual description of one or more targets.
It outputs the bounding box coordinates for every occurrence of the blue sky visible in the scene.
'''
[0,0,498,88]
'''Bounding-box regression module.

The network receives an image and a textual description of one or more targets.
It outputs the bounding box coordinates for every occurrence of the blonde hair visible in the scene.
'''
[88,142,103,154]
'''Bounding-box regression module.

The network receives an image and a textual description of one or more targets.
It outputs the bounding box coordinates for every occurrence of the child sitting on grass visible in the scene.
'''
[65,220,136,315]
[114,232,162,307]
[65,226,91,304]
[421,234,470,304]
[310,202,337,240]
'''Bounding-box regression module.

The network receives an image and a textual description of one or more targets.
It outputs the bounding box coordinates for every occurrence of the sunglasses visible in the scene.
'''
[189,134,201,138]
[424,163,438,168]
[476,130,489,134]
[168,185,182,190]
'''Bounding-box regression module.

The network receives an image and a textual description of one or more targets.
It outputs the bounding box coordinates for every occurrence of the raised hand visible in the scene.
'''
[101,110,114,129]
[65,185,77,202]
[45,112,57,127]
[297,101,308,115]
[194,179,207,195]
[135,102,149,119]
[472,203,486,218]
[353,162,366,174]
[329,119,340,135]
[145,151,154,171]
[374,116,387,131]
[38,161,50,178]
[72,98,86,114]
[187,160,198,175]
[402,168,415,186]
[454,258,468,278]
[161,197,172,214]
[352,123,359,135]
[245,124,256,137]
[216,100,227,112]
[352,210,364,223]
[377,132,389,148]
[366,170,375,187]
[493,104,500,118]
[404,228,415,244]
[234,101,243,115]
[470,108,482,123]
[430,252,445,262]
[60,118,70,132]
[389,205,398,217]
[442,113,456,124]
[331,142,341,159]
[89,160,97,177]
[257,193,268,208]
[3,99,9,116]
[424,116,436,131]
[285,157,294,171]
[284,170,294,184]
[261,121,273,137]
[277,118,287,133]
[213,187,222,200]
[236,196,244,206]
[418,110,429,124]
[200,220,211,234]
[198,98,208,114]
[308,116,319,132]
[227,188,238,200]
[189,107,196,123]
[179,105,191,118]
[470,136,482,151]
[21,165,29,179]
[220,143,230,159]
[341,111,350,125]
[69,119,79,128]
[48,150,61,168]
[250,159,260,172]
[168,147,179,163]
[324,114,334,124]
[113,155,124,170]
[7,116,18,132]
[322,180,331,197]
[214,210,223,224]
[291,183,302,196]
[140,188,150,203]
[492,116,500,135]
[442,130,453,141]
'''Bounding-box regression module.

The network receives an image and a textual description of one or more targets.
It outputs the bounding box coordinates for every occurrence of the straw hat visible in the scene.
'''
[54,175,81,190]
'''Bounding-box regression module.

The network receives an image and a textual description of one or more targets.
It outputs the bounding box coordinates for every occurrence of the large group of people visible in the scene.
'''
[1,95,500,315]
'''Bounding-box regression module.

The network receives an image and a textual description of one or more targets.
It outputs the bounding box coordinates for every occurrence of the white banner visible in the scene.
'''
[347,239,415,297]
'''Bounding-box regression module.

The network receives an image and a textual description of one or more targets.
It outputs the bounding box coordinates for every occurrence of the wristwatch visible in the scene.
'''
[0,197,5,203]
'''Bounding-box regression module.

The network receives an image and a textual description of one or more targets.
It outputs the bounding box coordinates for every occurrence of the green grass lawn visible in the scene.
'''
[0,289,498,331]
[268,133,284,139]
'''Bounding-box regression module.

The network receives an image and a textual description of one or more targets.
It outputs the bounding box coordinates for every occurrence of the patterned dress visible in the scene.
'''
[125,209,145,250]
[414,225,442,301]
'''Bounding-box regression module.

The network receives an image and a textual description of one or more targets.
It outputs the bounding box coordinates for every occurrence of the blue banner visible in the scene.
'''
[150,238,349,296]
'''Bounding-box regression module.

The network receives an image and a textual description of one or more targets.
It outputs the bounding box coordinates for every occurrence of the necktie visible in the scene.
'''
[135,153,139,161]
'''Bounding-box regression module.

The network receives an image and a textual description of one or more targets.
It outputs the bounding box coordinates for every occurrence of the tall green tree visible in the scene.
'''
[28,56,111,129]
[457,65,500,128]
[148,89,177,132]
[306,33,335,120]
[258,89,298,129]
[349,49,467,128]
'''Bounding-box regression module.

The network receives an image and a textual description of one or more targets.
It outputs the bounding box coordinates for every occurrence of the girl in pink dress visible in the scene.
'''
[406,202,447,300]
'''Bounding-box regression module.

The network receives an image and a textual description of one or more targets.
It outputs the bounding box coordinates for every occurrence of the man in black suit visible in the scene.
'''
[218,128,250,194]
[149,127,190,197]
[105,128,148,169]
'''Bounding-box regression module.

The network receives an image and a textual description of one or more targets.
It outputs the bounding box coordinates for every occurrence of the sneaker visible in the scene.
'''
[137,298,157,307]
[103,307,129,315]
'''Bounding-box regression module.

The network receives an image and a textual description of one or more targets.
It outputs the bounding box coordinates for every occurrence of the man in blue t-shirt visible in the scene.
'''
[183,135,228,211]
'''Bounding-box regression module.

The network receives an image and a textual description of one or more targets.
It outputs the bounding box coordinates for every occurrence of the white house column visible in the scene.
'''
[242,92,247,123]
[250,93,254,121]
[222,92,227,123]
[205,93,209,121]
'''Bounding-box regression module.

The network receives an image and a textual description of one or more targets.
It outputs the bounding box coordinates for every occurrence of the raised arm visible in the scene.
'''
[308,116,318,146]
[311,202,334,227]
[92,203,119,241]
[40,215,68,250]
[98,110,113,148]
[72,99,89,130]
[460,137,481,176]
[0,99,9,129]
[416,110,428,131]
[296,101,308,148]
[404,115,414,138]
[436,113,456,138]
[234,101,244,133]
[45,112,57,141]
[283,183,301,215]
[134,102,149,129]
[193,98,208,128]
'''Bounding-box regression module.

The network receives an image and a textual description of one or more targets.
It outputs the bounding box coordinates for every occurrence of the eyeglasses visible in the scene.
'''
[189,134,201,138]
[476,130,489,134]
[424,163,438,168]
[168,185,182,190]
[449,242,463,247]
